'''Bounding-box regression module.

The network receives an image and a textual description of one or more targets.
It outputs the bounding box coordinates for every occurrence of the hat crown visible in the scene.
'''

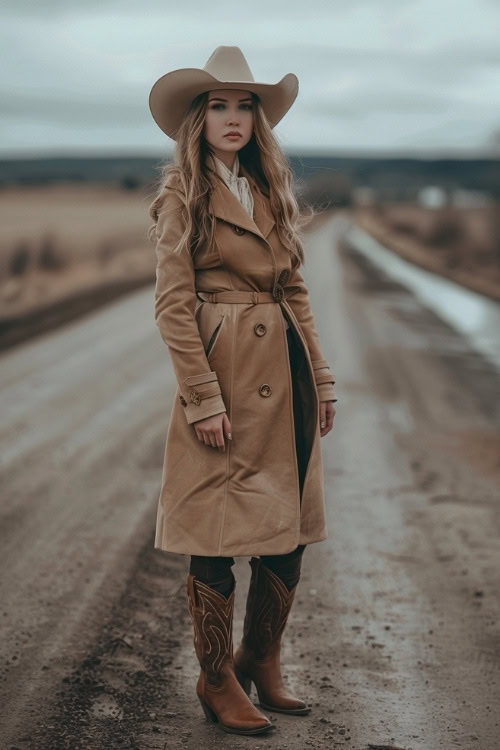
[203,45,255,83]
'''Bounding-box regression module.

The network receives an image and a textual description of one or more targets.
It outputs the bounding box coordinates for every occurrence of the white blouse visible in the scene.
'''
[209,152,255,219]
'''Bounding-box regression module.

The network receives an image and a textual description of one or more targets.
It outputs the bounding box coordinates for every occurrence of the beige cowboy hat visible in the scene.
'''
[149,45,299,140]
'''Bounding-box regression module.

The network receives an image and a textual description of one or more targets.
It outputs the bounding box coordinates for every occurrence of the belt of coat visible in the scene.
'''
[196,286,300,304]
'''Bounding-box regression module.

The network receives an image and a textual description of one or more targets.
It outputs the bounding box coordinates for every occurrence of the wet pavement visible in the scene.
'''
[1,212,499,749]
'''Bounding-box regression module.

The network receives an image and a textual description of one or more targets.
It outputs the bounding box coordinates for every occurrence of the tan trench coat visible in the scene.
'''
[153,163,337,557]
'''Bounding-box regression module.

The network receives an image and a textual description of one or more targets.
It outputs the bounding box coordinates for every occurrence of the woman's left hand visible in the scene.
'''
[319,400,336,437]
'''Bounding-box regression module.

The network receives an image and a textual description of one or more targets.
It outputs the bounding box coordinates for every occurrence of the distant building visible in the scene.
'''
[417,185,448,209]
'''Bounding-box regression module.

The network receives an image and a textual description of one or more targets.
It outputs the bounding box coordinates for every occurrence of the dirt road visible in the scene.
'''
[1,213,499,749]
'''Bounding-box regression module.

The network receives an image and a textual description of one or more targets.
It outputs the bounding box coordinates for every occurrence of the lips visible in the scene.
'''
[225,132,241,137]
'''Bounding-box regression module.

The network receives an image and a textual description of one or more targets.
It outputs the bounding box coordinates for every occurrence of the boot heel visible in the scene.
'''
[234,666,252,695]
[198,694,218,723]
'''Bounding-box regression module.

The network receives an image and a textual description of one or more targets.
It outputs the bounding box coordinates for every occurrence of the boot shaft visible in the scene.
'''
[187,572,236,686]
[242,557,298,660]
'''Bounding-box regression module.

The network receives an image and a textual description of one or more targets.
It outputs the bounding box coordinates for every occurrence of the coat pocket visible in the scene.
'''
[205,316,225,357]
[196,302,227,360]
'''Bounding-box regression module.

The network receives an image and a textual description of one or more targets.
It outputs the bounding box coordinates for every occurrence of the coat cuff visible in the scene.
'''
[179,371,227,425]
[311,359,338,403]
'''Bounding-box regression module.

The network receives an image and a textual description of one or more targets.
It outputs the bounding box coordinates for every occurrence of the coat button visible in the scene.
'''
[259,383,272,397]
[232,225,245,235]
[272,282,284,302]
[254,323,267,336]
[278,269,290,286]
[190,388,201,405]
[179,394,187,406]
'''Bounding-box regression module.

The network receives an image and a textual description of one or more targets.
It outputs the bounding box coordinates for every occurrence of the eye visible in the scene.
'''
[209,103,252,110]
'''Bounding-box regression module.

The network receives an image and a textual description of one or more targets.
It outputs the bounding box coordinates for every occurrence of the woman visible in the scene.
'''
[148,46,337,736]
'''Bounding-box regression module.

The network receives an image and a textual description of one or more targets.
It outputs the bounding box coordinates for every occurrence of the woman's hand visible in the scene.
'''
[193,412,232,452]
[193,401,334,448]
[319,400,336,437]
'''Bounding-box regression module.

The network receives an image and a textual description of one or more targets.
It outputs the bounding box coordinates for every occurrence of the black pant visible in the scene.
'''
[190,319,309,595]
[190,543,306,593]
[286,322,310,497]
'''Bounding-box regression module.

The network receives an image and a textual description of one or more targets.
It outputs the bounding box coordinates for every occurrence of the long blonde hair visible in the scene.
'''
[148,91,315,266]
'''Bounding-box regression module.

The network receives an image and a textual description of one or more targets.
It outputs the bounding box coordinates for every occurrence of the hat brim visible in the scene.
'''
[149,68,298,140]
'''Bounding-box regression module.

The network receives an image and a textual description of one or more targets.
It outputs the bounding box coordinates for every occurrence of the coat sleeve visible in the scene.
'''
[285,259,337,403]
[153,179,227,425]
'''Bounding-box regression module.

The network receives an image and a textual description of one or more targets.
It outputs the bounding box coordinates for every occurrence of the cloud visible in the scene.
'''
[0,89,146,128]
[1,0,499,154]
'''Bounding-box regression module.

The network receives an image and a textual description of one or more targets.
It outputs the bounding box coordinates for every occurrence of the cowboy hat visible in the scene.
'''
[149,45,299,140]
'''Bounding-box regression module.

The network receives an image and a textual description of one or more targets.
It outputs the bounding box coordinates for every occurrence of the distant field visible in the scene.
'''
[0,184,157,318]
[0,183,156,271]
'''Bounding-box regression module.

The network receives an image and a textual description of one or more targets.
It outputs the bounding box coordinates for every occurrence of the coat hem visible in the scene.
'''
[153,531,328,557]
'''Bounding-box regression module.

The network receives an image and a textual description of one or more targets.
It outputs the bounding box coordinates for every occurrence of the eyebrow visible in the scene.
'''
[208,96,253,102]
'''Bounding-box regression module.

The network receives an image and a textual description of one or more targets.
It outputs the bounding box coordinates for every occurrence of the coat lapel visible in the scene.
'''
[207,162,275,241]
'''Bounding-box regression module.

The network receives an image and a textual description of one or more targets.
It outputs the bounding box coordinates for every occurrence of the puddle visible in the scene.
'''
[345,223,500,370]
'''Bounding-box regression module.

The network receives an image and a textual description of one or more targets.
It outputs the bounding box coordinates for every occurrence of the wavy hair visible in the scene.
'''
[148,90,317,266]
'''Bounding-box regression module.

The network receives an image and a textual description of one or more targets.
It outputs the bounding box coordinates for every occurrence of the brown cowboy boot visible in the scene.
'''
[186,571,275,735]
[233,556,311,715]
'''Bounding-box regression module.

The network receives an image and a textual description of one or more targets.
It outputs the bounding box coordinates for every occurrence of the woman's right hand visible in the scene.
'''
[193,412,232,452]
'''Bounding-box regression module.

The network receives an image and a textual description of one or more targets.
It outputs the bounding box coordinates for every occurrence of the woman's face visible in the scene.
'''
[203,88,254,163]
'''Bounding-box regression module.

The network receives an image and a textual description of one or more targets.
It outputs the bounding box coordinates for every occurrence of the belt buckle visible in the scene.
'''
[272,282,284,302]
[278,269,290,286]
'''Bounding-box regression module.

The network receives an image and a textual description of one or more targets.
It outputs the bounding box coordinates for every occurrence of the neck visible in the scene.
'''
[210,150,237,172]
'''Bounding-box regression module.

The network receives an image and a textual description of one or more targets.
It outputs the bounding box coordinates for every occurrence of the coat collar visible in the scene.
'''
[207,160,275,241]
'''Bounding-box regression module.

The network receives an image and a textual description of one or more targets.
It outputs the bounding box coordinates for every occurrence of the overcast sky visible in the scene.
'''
[1,0,500,158]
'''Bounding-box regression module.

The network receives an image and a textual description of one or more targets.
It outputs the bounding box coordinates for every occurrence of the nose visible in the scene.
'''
[227,109,240,126]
